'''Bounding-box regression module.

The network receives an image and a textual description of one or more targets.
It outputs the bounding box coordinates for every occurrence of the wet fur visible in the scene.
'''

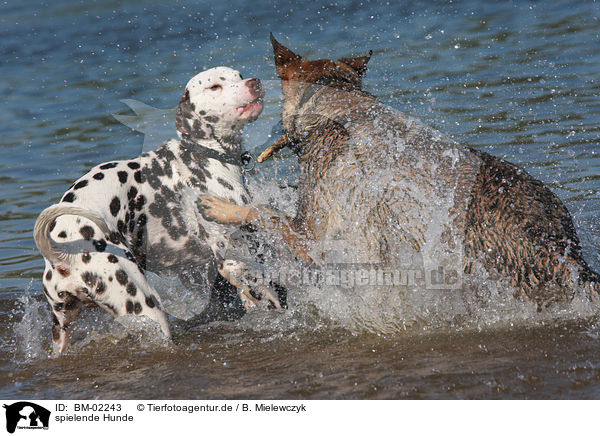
[264,35,600,309]
[33,67,270,353]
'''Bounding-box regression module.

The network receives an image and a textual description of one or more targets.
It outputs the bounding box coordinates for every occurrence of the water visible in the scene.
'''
[2,0,600,399]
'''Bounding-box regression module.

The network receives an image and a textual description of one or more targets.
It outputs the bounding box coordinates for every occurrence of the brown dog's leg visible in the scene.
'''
[198,195,313,264]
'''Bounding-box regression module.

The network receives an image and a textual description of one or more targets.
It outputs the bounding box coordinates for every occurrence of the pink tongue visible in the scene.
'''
[237,101,261,115]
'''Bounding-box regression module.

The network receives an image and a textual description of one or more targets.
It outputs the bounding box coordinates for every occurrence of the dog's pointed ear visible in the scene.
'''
[270,33,302,79]
[338,50,372,77]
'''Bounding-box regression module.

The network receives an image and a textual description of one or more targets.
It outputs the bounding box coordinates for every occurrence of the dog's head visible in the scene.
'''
[271,33,371,90]
[176,67,265,148]
[258,34,371,161]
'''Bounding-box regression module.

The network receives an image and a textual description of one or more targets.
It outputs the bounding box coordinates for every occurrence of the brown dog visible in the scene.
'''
[200,34,600,310]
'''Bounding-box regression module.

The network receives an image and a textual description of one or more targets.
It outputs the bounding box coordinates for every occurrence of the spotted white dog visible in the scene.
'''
[34,67,280,354]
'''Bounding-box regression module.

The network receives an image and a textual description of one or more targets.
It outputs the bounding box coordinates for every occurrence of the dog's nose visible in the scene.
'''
[245,78,264,98]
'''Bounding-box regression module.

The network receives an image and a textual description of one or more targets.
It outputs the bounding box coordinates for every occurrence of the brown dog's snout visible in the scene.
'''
[245,78,264,98]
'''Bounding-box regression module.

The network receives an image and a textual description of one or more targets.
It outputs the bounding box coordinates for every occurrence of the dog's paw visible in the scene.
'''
[239,286,261,309]
[239,285,283,311]
[197,195,249,224]
[258,286,283,310]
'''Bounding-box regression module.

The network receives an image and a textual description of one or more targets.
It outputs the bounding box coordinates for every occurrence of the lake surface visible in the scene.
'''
[2,0,600,399]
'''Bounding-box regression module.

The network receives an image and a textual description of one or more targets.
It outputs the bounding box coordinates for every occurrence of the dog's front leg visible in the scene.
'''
[198,195,315,264]
[198,195,253,225]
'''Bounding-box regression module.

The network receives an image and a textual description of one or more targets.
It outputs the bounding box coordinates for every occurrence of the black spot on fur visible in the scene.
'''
[163,163,173,178]
[128,161,140,170]
[118,171,128,184]
[100,162,118,170]
[108,231,123,244]
[180,148,193,165]
[126,300,134,313]
[145,296,156,308]
[58,231,67,238]
[126,282,137,296]
[156,147,176,163]
[149,194,166,218]
[62,192,76,203]
[161,185,177,202]
[45,269,52,281]
[79,225,94,240]
[135,195,146,211]
[93,239,107,252]
[74,180,88,190]
[134,302,142,314]
[82,252,91,263]
[110,197,121,217]
[127,186,138,200]
[96,280,106,294]
[117,220,126,234]
[108,254,118,263]
[146,170,162,190]
[217,177,234,191]
[81,271,98,287]
[134,228,145,248]
[134,170,146,184]
[115,269,128,286]
[205,115,219,123]
[93,172,104,180]
[49,220,56,232]
[191,120,207,139]
[151,159,164,176]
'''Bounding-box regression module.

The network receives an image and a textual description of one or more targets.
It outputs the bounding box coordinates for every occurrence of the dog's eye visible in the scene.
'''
[57,291,66,299]
[208,84,222,91]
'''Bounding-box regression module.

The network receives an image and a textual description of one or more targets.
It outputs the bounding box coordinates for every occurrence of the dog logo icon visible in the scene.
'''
[3,402,50,433]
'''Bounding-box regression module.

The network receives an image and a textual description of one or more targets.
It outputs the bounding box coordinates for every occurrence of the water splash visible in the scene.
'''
[245,160,600,336]
[13,281,51,362]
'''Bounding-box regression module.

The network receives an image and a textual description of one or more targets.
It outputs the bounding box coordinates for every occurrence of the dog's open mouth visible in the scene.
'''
[236,96,264,118]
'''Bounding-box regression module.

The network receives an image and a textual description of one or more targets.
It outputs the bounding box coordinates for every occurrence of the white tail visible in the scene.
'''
[33,204,110,264]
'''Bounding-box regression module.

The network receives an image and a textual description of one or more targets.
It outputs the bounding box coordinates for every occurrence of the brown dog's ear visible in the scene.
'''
[270,32,302,79]
[338,50,373,76]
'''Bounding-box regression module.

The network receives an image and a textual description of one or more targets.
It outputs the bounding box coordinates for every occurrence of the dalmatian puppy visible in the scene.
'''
[33,67,281,354]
